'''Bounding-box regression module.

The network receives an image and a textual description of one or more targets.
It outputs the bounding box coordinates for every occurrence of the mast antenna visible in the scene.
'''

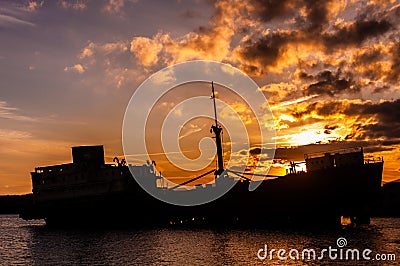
[210,81,224,175]
[211,81,218,127]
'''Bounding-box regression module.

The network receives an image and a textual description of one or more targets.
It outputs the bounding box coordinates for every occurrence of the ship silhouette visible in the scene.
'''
[20,83,384,228]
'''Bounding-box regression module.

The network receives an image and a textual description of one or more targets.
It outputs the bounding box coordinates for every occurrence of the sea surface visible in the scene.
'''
[0,215,399,265]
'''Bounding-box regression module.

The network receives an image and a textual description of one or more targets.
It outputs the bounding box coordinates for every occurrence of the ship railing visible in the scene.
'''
[304,147,363,159]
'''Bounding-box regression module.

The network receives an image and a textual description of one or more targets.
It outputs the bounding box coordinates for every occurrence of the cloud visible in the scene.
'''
[76,41,139,89]
[79,42,95,59]
[59,0,87,11]
[68,0,397,85]
[373,85,391,94]
[64,64,85,74]
[271,94,318,110]
[103,0,125,14]
[350,99,400,140]
[323,124,338,134]
[229,0,398,76]
[0,100,37,122]
[249,0,346,30]
[305,69,360,96]
[248,0,299,22]
[178,124,204,140]
[78,41,128,61]
[368,0,398,7]
[128,0,248,67]
[234,17,392,75]
[260,83,299,104]
[64,0,400,145]
[350,43,392,82]
[387,42,400,83]
[26,1,44,12]
[0,14,35,27]
[234,29,299,75]
[130,34,165,67]
[0,129,32,140]
[322,19,392,51]
[67,0,251,91]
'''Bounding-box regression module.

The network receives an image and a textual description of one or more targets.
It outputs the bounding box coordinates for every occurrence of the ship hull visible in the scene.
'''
[21,162,383,228]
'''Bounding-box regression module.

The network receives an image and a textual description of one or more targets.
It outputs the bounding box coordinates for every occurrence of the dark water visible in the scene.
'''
[1,215,400,265]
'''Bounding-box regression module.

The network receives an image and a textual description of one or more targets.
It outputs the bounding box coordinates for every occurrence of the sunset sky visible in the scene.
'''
[0,0,399,194]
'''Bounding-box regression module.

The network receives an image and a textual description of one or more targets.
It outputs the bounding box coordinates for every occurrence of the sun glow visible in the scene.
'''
[275,121,347,146]
[286,129,335,145]
[289,129,328,146]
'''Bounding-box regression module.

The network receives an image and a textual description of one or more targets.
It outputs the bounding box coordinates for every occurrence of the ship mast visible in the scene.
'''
[210,81,224,175]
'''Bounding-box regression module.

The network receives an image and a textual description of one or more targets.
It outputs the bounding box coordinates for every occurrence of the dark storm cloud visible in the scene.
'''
[305,69,359,96]
[351,45,387,80]
[238,30,298,74]
[297,71,314,81]
[291,102,313,118]
[322,19,392,50]
[352,99,400,140]
[381,139,400,146]
[344,41,399,85]
[237,0,335,73]
[366,99,400,117]
[302,0,332,30]
[249,0,333,29]
[359,123,400,139]
[291,101,345,119]
[298,41,396,96]
[373,85,391,94]
[248,0,297,22]
[325,101,352,116]
[235,0,339,74]
[355,46,384,64]
[387,42,400,83]
[324,124,338,134]
[237,0,396,77]
[294,99,400,120]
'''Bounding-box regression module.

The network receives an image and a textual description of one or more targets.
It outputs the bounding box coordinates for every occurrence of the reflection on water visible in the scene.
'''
[0,215,399,265]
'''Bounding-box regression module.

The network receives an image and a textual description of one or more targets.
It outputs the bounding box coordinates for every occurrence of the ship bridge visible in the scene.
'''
[304,147,382,172]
